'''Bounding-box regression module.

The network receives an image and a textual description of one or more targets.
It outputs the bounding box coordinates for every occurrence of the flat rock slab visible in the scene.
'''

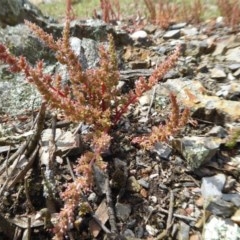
[164,78,240,122]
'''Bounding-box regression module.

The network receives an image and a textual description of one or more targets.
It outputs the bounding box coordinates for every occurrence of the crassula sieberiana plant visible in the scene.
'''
[0,0,188,238]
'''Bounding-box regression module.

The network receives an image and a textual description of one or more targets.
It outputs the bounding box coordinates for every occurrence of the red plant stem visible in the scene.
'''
[101,83,106,111]
[113,94,137,125]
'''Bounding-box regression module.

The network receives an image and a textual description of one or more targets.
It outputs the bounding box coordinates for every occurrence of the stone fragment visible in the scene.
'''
[178,221,190,240]
[227,72,235,81]
[164,78,240,122]
[228,63,240,71]
[216,82,240,99]
[210,68,227,79]
[127,176,141,193]
[223,176,237,192]
[144,24,157,33]
[153,142,172,159]
[66,37,100,71]
[0,24,55,64]
[170,22,187,30]
[111,158,128,189]
[181,27,198,36]
[225,47,240,62]
[163,29,181,39]
[130,30,148,41]
[212,36,236,57]
[0,0,46,27]
[137,178,149,189]
[197,62,209,73]
[222,193,240,207]
[88,192,97,202]
[201,174,226,199]
[135,226,144,238]
[216,85,232,97]
[138,95,151,106]
[146,225,158,236]
[89,199,109,237]
[233,68,240,77]
[123,229,135,237]
[205,126,228,138]
[40,129,81,165]
[172,136,221,169]
[163,69,180,79]
[212,43,226,56]
[115,202,131,221]
[203,216,240,240]
[231,209,240,224]
[206,197,235,217]
[92,165,108,196]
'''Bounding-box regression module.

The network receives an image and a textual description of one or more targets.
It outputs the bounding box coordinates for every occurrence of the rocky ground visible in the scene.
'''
[0,1,240,240]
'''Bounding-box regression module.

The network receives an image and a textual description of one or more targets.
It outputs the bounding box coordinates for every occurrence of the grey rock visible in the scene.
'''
[153,142,172,159]
[130,30,148,41]
[210,68,227,79]
[181,27,198,36]
[228,63,240,71]
[197,62,209,73]
[201,174,226,199]
[205,126,228,138]
[0,24,55,64]
[216,82,240,99]
[164,78,240,122]
[178,221,190,240]
[92,165,108,196]
[199,39,216,55]
[70,19,108,41]
[170,22,187,30]
[45,19,130,46]
[123,229,135,238]
[88,192,97,202]
[0,0,49,27]
[172,136,220,169]
[144,24,157,34]
[0,64,41,115]
[206,197,235,217]
[135,226,144,238]
[137,178,149,189]
[216,85,232,97]
[163,29,181,39]
[111,158,128,190]
[163,69,180,79]
[223,176,237,192]
[70,37,100,69]
[233,68,240,77]
[138,95,151,106]
[203,216,240,240]
[225,47,240,62]
[149,196,157,203]
[212,41,228,56]
[222,193,240,207]
[227,72,236,81]
[115,202,131,221]
[145,225,158,236]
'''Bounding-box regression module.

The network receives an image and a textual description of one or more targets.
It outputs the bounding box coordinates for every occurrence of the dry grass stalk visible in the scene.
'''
[97,0,120,23]
[217,0,240,29]
[144,0,203,29]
